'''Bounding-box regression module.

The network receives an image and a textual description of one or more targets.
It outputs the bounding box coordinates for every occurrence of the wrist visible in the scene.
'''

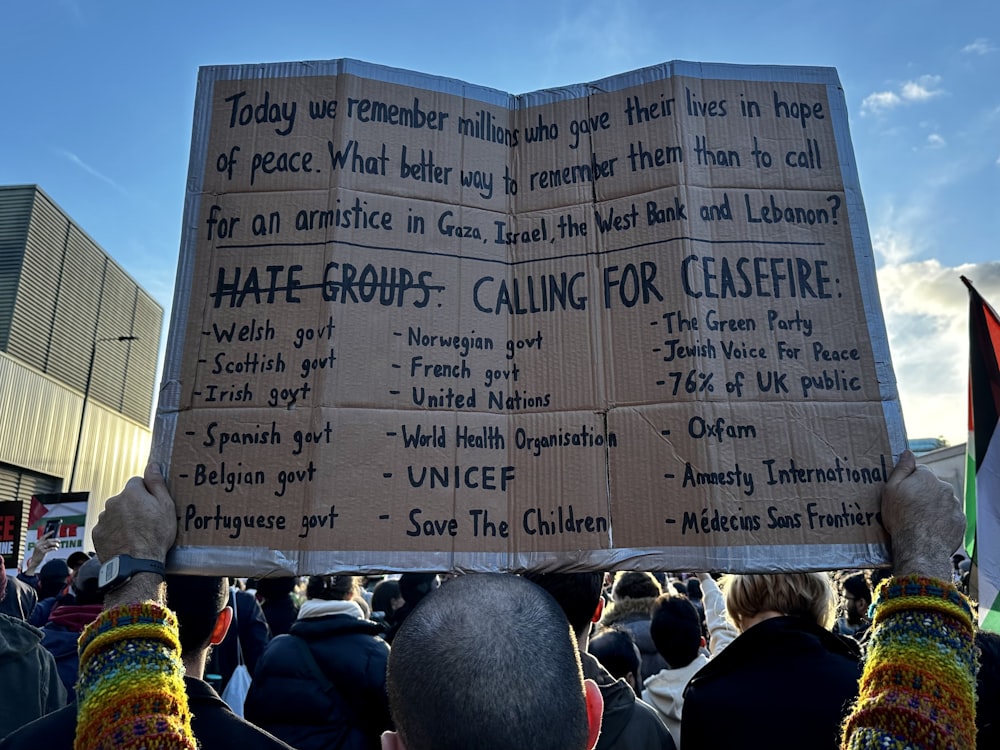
[104,572,167,608]
[892,555,951,582]
[101,546,168,563]
[98,554,167,601]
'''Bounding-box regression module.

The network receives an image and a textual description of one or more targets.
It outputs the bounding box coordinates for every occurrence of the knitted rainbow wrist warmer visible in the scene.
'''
[841,575,977,750]
[74,602,195,750]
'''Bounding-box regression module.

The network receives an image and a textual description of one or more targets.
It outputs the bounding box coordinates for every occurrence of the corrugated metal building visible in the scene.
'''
[0,185,162,560]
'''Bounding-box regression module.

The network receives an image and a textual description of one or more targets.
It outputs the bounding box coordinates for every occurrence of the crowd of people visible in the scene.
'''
[0,450,991,749]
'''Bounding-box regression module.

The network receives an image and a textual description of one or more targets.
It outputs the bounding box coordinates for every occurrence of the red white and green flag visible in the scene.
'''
[963,276,1000,632]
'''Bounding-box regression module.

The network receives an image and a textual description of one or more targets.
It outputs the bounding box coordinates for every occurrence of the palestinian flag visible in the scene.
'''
[963,276,1000,631]
[27,496,49,527]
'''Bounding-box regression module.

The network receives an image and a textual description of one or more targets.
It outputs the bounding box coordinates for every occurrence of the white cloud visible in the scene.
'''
[962,38,995,55]
[872,223,917,266]
[900,75,943,102]
[877,260,1000,445]
[869,200,937,265]
[861,91,902,115]
[55,149,126,194]
[861,75,944,115]
[926,133,946,148]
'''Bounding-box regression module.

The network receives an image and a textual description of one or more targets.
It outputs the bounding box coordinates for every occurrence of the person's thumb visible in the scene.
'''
[143,462,172,504]
[885,449,916,491]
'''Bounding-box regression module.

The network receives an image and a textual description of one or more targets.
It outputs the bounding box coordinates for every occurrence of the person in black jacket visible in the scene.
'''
[255,577,300,637]
[0,574,294,750]
[244,574,392,750]
[598,571,668,681]
[681,571,861,750]
[524,571,676,750]
[206,584,270,692]
[832,572,872,641]
[383,572,438,643]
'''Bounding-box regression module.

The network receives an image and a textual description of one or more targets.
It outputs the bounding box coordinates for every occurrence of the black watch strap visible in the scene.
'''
[98,554,166,593]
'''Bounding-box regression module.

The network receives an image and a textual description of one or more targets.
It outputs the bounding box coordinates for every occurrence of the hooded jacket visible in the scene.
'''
[641,653,708,748]
[0,576,38,622]
[244,599,391,750]
[0,612,66,736]
[581,651,676,750]
[41,602,103,701]
[640,573,737,748]
[599,597,668,681]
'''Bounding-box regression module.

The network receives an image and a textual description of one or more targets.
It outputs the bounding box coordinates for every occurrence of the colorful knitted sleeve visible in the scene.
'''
[840,575,977,750]
[74,602,195,750]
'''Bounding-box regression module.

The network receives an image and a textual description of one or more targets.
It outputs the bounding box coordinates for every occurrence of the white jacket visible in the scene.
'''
[699,573,737,655]
[642,654,708,749]
[641,575,738,749]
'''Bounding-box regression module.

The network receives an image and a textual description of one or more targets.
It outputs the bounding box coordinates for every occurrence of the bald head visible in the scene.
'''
[386,573,590,750]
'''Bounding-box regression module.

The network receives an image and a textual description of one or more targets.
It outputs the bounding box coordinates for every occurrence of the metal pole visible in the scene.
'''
[67,335,137,491]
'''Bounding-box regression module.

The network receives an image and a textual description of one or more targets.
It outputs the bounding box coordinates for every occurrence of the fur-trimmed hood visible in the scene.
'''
[598,596,668,682]
[600,596,657,628]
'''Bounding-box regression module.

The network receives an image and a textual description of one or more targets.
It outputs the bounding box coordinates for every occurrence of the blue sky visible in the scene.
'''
[2,0,998,445]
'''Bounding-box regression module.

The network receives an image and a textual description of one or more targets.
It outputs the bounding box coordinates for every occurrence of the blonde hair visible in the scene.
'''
[722,572,835,630]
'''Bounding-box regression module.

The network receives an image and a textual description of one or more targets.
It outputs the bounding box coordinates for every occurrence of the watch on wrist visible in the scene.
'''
[97,554,166,593]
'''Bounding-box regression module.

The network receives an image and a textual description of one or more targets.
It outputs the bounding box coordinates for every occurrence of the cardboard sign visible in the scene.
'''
[22,500,88,564]
[154,59,903,576]
[0,501,21,568]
